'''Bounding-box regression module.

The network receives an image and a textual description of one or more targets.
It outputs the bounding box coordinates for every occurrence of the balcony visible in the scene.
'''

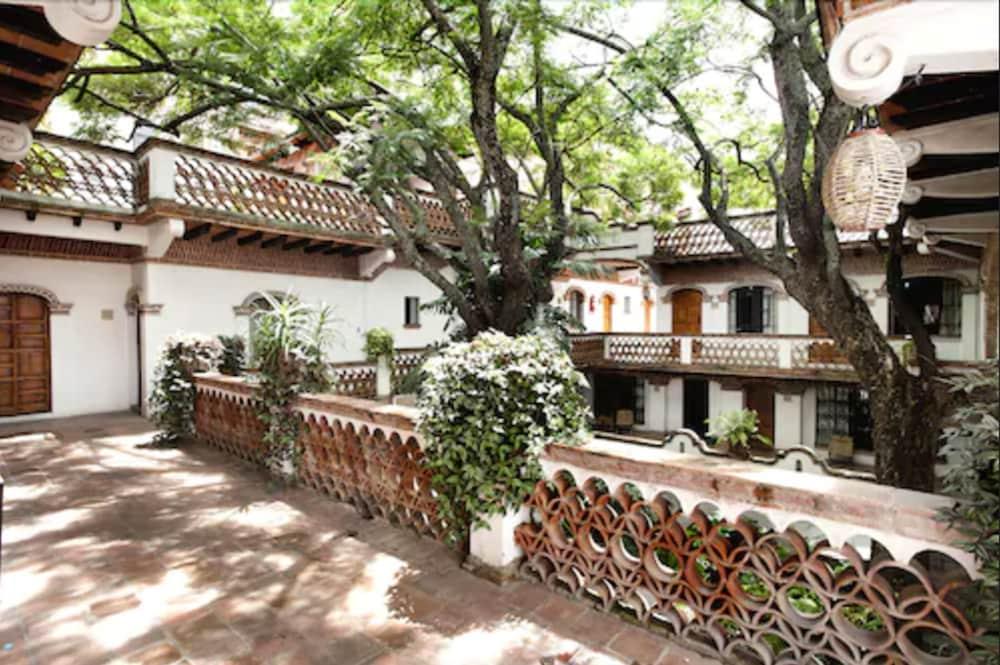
[570,332,976,381]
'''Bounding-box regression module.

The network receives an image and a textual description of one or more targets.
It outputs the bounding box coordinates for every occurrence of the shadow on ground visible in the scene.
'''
[0,412,717,665]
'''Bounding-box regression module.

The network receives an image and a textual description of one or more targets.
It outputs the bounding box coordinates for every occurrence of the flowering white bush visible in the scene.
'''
[417,331,590,542]
[148,333,223,446]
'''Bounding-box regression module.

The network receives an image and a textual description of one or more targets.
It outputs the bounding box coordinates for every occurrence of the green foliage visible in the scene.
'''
[251,293,340,478]
[417,332,591,543]
[706,409,773,451]
[217,334,246,376]
[148,334,222,447]
[363,327,395,361]
[937,362,999,663]
[840,604,885,632]
[786,586,823,617]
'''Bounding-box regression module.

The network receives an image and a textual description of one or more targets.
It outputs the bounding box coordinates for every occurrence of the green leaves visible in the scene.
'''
[251,292,341,479]
[705,408,772,451]
[937,362,999,663]
[416,332,590,543]
[148,334,223,446]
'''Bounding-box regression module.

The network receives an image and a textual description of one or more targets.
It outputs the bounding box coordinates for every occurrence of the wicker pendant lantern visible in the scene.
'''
[822,118,907,232]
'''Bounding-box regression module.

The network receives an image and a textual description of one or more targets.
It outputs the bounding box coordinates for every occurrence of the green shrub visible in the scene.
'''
[251,294,339,478]
[363,327,395,361]
[417,332,590,544]
[706,409,772,451]
[148,333,222,447]
[217,334,245,376]
[937,362,999,664]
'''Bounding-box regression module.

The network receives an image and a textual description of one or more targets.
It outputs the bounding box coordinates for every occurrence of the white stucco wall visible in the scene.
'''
[655,264,982,357]
[553,277,649,332]
[0,255,133,420]
[137,261,451,405]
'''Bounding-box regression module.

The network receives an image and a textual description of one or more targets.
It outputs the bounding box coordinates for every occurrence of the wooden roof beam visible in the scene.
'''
[261,234,287,249]
[182,222,211,241]
[211,227,238,243]
[303,241,332,254]
[282,237,309,251]
[236,231,263,246]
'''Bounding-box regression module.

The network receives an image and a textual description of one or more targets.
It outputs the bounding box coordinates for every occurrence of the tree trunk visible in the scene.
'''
[785,267,941,492]
[869,368,941,490]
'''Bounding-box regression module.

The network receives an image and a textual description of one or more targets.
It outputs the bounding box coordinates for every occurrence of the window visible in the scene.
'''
[624,296,632,315]
[568,290,585,322]
[815,384,872,451]
[404,296,420,327]
[728,286,774,333]
[890,277,962,337]
[634,379,645,425]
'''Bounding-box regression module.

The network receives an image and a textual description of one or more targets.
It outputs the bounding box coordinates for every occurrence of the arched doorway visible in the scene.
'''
[671,289,703,335]
[0,293,51,416]
[601,294,614,332]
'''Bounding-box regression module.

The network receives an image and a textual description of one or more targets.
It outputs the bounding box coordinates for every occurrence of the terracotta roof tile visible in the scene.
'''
[654,212,870,260]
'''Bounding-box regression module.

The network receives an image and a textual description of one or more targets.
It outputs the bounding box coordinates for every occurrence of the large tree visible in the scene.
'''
[68,0,944,489]
[65,0,689,337]
[566,0,943,490]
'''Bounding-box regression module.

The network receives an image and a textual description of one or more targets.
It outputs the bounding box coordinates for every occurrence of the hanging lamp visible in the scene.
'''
[822,107,907,232]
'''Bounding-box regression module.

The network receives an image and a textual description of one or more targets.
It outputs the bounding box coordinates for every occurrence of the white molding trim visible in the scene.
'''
[0,119,32,163]
[827,1,1000,107]
[0,283,73,314]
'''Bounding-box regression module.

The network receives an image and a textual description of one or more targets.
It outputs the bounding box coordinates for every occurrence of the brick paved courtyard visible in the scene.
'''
[0,413,719,665]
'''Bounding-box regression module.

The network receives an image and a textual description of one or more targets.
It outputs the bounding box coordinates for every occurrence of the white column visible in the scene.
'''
[960,291,980,361]
[679,337,693,364]
[640,381,668,432]
[467,506,529,582]
[777,339,793,369]
[142,146,179,203]
[774,392,803,449]
[801,387,818,449]
[665,379,684,431]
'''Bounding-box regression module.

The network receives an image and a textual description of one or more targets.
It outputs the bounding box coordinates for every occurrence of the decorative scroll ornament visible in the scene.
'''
[828,30,906,107]
[822,126,907,232]
[0,119,32,163]
[40,0,123,47]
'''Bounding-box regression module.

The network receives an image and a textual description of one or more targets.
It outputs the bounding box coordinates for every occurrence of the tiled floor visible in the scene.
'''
[0,413,720,665]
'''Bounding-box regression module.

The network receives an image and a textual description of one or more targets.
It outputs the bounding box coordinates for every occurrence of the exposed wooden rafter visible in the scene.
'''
[211,228,238,243]
[182,222,211,241]
[236,231,263,246]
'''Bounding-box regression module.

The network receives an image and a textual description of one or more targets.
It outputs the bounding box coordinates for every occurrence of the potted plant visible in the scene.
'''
[363,327,395,398]
[705,409,773,459]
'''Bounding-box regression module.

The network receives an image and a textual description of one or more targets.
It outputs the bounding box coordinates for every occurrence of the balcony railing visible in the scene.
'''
[570,333,960,377]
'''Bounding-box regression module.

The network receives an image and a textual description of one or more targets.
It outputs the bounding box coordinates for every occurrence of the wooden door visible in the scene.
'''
[672,289,702,335]
[0,294,51,417]
[643,298,653,333]
[744,384,775,444]
[601,295,614,332]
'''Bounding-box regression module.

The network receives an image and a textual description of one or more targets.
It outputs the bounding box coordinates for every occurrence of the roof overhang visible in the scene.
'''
[0,1,121,174]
